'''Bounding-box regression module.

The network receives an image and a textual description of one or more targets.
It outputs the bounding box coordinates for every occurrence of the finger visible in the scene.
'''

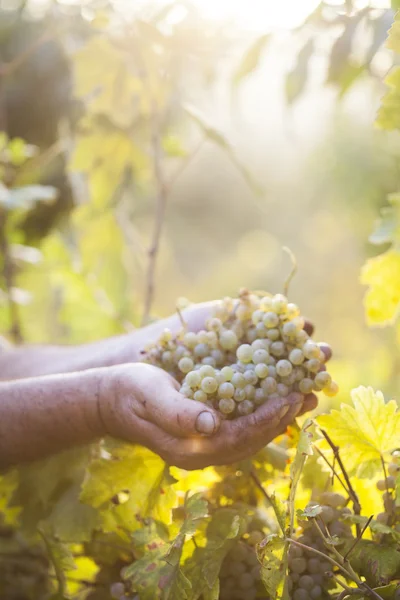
[146,388,221,439]
[297,393,318,416]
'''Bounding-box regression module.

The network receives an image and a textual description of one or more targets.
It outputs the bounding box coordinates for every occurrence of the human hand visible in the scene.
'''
[98,362,321,470]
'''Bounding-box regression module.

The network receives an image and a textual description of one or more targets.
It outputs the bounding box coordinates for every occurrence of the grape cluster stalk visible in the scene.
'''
[288,493,354,600]
[143,290,338,418]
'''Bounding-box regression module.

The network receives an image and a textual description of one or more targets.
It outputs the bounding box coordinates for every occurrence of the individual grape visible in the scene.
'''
[162,350,173,366]
[206,331,218,346]
[232,372,246,388]
[296,330,309,346]
[254,388,267,405]
[234,388,246,402]
[289,544,303,559]
[244,384,256,400]
[303,341,321,360]
[272,293,288,314]
[298,575,314,590]
[247,530,264,545]
[268,365,277,377]
[252,349,269,365]
[263,311,280,328]
[180,385,194,398]
[239,572,254,589]
[236,303,252,321]
[174,345,188,361]
[376,479,387,491]
[231,543,248,562]
[237,344,254,363]
[238,399,254,415]
[194,343,209,358]
[194,389,208,403]
[246,327,258,343]
[310,585,322,599]
[270,341,285,357]
[307,558,321,574]
[286,302,300,318]
[250,564,261,580]
[255,363,269,378]
[197,365,215,378]
[388,462,400,476]
[178,357,194,374]
[314,371,332,389]
[220,330,239,350]
[220,365,234,381]
[267,328,281,341]
[218,382,235,399]
[289,348,305,365]
[201,377,218,394]
[229,560,247,576]
[251,309,264,325]
[293,588,309,600]
[386,475,396,489]
[277,383,289,397]
[183,331,197,348]
[219,398,236,415]
[376,512,389,525]
[276,359,293,377]
[110,582,125,599]
[261,377,277,394]
[299,378,314,394]
[185,371,201,388]
[244,370,258,385]
[305,359,321,373]
[197,330,208,344]
[282,321,298,337]
[290,558,307,574]
[323,381,339,397]
[159,329,173,343]
[281,371,297,386]
[207,317,223,332]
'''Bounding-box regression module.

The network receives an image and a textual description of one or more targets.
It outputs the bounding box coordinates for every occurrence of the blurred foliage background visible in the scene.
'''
[0,0,399,413]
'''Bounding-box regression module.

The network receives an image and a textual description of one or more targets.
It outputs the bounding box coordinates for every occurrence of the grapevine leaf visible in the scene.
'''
[183,103,263,196]
[202,578,219,600]
[232,34,270,87]
[376,12,400,130]
[317,386,400,478]
[369,193,400,246]
[183,508,245,598]
[371,583,399,599]
[258,534,289,600]
[47,482,100,543]
[289,419,314,532]
[270,492,288,535]
[361,248,400,326]
[285,39,314,104]
[343,514,400,542]
[343,539,400,586]
[297,504,322,519]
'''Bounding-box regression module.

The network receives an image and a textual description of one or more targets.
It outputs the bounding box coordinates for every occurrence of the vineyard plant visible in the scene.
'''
[0,2,400,600]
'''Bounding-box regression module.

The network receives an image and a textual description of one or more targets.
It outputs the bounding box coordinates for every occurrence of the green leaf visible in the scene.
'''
[285,39,314,104]
[289,419,314,532]
[232,34,269,87]
[202,578,219,600]
[317,386,400,478]
[183,103,263,196]
[47,482,100,543]
[269,492,288,535]
[369,193,400,246]
[258,534,289,600]
[361,248,400,326]
[297,504,322,519]
[343,514,400,542]
[344,539,400,586]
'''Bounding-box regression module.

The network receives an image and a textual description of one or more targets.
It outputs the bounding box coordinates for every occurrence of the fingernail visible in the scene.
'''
[278,406,290,419]
[195,411,216,435]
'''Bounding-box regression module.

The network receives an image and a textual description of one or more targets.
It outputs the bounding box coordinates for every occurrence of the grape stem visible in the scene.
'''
[38,529,67,597]
[342,515,373,561]
[250,469,282,532]
[313,445,348,494]
[282,246,297,297]
[319,429,362,533]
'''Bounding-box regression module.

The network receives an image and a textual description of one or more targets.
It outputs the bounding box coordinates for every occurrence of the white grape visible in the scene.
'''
[201,377,218,394]
[232,372,246,389]
[276,359,293,377]
[178,357,194,374]
[194,343,209,358]
[251,309,264,325]
[254,388,267,405]
[282,321,298,337]
[252,348,269,364]
[270,341,285,357]
[238,399,254,415]
[286,302,300,318]
[244,370,258,385]
[244,384,256,400]
[202,356,216,367]
[207,317,223,332]
[183,331,198,348]
[197,330,208,344]
[255,363,269,379]
[261,377,277,394]
[220,330,239,350]
[199,365,216,378]
[185,371,201,388]
[260,296,273,310]
[299,378,314,394]
[219,398,236,415]
[252,339,268,351]
[246,327,258,343]
[303,341,320,360]
[211,349,224,365]
[255,322,268,337]
[218,382,235,399]
[220,366,234,381]
[277,383,289,397]
[237,344,254,363]
[267,328,280,341]
[323,381,339,397]
[180,385,194,398]
[305,359,321,373]
[263,312,279,328]
[272,294,288,314]
[314,371,331,390]
[194,390,208,403]
[234,388,246,402]
[289,348,305,365]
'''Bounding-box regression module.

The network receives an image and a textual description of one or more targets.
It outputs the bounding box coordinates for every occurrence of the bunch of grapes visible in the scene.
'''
[143,290,338,418]
[218,518,268,600]
[207,466,259,506]
[288,492,353,600]
[375,451,400,531]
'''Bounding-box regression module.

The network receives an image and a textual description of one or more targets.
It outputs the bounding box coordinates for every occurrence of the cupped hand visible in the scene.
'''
[99,363,319,470]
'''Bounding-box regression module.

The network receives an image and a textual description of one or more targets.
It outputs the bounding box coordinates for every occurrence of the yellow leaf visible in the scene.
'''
[317,386,400,478]
[360,248,400,326]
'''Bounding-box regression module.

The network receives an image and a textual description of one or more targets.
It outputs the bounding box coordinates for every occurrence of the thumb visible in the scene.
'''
[150,389,221,438]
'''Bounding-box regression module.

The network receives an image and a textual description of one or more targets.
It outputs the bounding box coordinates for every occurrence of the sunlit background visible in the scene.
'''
[1,0,399,412]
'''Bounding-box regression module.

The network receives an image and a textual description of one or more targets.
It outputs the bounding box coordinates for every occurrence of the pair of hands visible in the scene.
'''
[97,302,330,470]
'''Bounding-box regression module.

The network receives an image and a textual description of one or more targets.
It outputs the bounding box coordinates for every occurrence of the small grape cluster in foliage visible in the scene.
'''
[288,493,353,600]
[143,289,338,418]
[376,452,400,530]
